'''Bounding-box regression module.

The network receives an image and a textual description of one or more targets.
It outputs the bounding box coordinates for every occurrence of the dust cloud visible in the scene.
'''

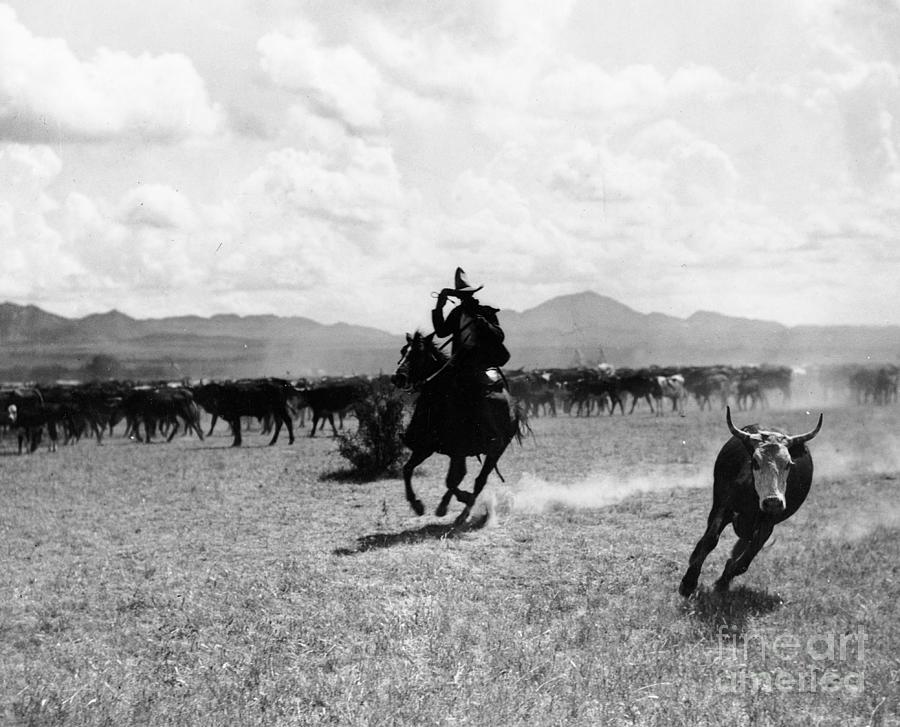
[483,427,900,542]
[495,467,710,515]
[813,430,900,480]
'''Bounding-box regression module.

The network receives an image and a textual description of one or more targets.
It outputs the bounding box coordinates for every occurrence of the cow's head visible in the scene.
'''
[726,407,823,514]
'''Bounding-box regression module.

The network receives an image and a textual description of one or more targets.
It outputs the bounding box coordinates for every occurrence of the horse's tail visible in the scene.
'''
[511,395,531,446]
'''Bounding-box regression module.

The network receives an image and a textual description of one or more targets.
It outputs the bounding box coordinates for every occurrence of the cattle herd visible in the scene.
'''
[507,363,898,418]
[0,362,897,454]
[0,376,372,454]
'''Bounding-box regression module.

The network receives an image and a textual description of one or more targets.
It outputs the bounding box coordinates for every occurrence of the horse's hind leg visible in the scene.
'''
[402,448,432,516]
[449,451,502,526]
[436,456,467,517]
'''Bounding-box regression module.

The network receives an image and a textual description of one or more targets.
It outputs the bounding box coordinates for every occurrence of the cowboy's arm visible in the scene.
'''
[431,293,456,337]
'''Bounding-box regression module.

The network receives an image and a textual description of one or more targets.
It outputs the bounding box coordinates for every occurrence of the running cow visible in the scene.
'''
[679,407,823,596]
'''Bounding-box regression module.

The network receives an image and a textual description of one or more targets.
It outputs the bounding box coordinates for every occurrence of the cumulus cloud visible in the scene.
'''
[259,20,384,130]
[5,1,900,330]
[0,144,84,298]
[0,5,222,142]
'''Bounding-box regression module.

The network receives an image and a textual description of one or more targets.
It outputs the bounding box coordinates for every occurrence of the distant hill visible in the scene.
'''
[1,293,898,381]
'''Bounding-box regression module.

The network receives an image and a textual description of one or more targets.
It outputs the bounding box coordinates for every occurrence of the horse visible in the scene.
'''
[391,331,527,525]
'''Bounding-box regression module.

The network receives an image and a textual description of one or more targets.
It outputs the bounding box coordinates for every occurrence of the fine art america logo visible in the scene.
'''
[716,627,867,694]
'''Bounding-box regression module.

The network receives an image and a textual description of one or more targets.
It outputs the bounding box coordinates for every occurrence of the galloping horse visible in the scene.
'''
[391,331,527,525]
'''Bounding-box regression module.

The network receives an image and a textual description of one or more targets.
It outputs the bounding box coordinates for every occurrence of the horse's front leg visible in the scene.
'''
[436,456,467,517]
[402,448,432,516]
[451,451,503,526]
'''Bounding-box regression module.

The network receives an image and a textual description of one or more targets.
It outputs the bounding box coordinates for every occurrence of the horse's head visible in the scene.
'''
[392,331,444,390]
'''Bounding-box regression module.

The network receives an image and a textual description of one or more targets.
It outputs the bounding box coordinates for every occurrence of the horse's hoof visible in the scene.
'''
[435,502,449,517]
[678,578,696,597]
[453,508,470,527]
[411,500,425,517]
[713,578,730,593]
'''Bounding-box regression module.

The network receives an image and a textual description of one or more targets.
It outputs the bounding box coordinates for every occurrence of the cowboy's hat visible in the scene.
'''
[452,267,483,295]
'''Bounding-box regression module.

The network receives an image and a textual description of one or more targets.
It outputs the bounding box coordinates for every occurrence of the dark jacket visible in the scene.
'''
[432,297,508,371]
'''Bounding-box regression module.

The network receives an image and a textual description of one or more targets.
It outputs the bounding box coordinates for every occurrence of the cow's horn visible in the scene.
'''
[726,406,757,443]
[788,413,823,447]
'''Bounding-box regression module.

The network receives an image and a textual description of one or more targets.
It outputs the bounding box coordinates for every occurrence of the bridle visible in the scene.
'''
[394,337,448,391]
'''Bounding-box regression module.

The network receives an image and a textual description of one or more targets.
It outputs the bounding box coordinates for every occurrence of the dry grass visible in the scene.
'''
[1,404,899,726]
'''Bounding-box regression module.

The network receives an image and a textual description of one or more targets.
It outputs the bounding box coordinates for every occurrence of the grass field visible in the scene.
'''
[2,403,899,726]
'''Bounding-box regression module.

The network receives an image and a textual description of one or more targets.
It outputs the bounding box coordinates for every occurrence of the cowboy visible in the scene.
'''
[432,268,510,396]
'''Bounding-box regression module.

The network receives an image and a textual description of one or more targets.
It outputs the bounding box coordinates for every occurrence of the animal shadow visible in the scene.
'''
[333,510,490,556]
[319,468,397,484]
[681,585,784,640]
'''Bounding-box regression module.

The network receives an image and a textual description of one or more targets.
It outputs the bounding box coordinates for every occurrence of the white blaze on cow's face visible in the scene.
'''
[750,435,793,514]
[7,404,17,424]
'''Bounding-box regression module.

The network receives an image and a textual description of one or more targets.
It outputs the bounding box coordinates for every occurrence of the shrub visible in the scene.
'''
[337,381,408,478]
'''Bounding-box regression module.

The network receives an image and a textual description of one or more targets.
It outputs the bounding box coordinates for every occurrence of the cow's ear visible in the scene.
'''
[425,332,436,344]
[406,332,412,343]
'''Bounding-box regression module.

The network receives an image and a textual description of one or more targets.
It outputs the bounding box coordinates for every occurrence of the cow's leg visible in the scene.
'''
[166,418,179,442]
[308,413,320,437]
[436,456,467,517]
[207,414,218,437]
[286,414,294,444]
[679,506,731,596]
[281,410,294,445]
[268,416,282,445]
[229,417,242,447]
[402,448,432,516]
[328,413,340,437]
[714,520,775,592]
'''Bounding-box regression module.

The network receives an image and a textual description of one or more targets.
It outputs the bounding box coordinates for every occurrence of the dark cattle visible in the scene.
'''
[754,365,792,405]
[299,381,368,437]
[507,371,557,417]
[684,369,732,411]
[734,377,767,411]
[0,389,58,453]
[204,378,302,436]
[565,374,623,416]
[193,380,294,446]
[679,407,823,596]
[874,366,898,405]
[617,372,656,414]
[39,384,112,444]
[122,387,205,443]
[849,368,880,405]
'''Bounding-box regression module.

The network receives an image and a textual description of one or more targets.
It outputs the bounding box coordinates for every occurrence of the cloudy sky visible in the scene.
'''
[2,0,899,333]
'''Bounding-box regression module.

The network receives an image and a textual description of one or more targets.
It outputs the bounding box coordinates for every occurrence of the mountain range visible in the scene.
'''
[1,293,897,381]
